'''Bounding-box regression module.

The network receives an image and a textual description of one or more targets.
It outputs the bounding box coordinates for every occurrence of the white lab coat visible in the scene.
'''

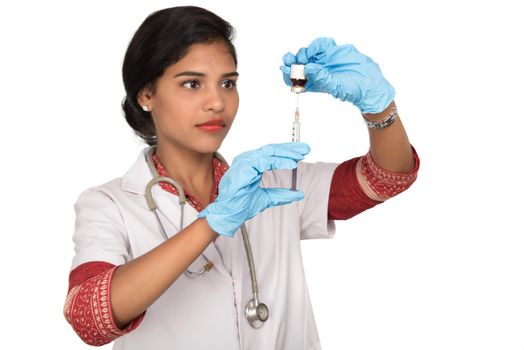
[71,147,338,350]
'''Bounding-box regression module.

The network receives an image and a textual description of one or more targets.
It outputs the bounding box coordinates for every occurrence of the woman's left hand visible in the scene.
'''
[198,142,310,237]
[280,37,395,114]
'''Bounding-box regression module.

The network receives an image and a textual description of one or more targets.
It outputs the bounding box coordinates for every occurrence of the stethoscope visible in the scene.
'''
[144,147,269,329]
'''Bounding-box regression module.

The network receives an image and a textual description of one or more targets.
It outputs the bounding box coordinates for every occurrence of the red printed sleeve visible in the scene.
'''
[64,262,145,346]
[328,157,381,220]
[328,146,419,220]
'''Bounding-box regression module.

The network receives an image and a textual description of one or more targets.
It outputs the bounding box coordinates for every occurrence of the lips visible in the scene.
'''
[196,119,226,133]
[196,119,226,127]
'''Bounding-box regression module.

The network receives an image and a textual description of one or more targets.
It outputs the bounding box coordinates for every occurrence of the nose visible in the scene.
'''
[203,86,225,112]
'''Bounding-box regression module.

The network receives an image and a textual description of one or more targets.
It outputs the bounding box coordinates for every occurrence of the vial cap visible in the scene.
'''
[290,64,306,80]
[291,85,306,93]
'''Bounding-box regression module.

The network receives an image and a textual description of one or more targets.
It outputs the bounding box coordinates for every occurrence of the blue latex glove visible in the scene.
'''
[280,37,395,114]
[197,142,310,237]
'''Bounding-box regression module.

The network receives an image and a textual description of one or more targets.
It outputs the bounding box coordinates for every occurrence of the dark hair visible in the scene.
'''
[121,6,237,145]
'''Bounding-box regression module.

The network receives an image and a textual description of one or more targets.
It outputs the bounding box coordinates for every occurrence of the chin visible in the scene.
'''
[195,139,224,154]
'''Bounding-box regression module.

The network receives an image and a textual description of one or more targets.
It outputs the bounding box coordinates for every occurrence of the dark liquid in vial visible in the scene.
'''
[291,78,307,87]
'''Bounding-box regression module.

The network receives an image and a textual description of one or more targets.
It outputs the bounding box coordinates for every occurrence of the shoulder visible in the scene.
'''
[74,178,126,216]
[75,147,151,205]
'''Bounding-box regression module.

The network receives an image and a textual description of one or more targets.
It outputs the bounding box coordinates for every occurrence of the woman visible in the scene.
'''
[64,6,419,350]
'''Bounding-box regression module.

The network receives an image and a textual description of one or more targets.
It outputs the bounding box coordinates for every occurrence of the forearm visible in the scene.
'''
[111,218,218,328]
[364,101,414,173]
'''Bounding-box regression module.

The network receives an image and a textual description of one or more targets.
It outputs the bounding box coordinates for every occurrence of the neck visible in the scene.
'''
[155,142,214,195]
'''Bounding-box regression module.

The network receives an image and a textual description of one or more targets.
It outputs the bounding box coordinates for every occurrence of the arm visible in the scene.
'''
[327,144,419,220]
[280,38,419,220]
[110,218,217,328]
[66,220,217,338]
[327,102,419,219]
[281,38,416,175]
[364,101,414,173]
[64,262,145,346]
[65,188,218,343]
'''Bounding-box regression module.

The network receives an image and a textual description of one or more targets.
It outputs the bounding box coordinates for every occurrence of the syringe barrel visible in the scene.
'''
[292,121,300,142]
[291,120,300,191]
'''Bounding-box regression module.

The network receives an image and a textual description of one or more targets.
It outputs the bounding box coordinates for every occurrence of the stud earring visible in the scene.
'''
[142,105,149,112]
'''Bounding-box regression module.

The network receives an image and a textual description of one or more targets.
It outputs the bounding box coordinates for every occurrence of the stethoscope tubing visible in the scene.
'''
[143,147,267,326]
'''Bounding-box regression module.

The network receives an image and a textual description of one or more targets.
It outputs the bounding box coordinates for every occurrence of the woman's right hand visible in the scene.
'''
[198,142,310,237]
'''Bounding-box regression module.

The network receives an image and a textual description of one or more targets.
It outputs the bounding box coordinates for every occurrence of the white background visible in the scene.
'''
[1,0,523,349]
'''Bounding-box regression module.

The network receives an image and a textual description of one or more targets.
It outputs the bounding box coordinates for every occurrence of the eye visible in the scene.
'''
[181,80,200,89]
[222,79,237,89]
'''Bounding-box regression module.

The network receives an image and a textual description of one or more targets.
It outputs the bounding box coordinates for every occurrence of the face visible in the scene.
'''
[140,40,239,154]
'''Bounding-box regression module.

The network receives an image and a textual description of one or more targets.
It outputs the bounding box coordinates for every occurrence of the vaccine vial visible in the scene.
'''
[290,64,307,93]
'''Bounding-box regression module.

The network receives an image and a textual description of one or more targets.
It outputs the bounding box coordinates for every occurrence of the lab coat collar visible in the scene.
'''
[120,147,154,195]
[120,147,229,195]
[120,147,198,232]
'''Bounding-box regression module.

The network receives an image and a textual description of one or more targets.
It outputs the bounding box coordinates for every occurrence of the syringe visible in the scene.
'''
[291,94,300,191]
[289,64,306,191]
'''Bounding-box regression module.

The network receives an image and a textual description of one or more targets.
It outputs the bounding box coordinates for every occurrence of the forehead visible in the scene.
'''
[171,41,236,72]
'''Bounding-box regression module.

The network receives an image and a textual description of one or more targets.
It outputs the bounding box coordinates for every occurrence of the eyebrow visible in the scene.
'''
[174,71,239,78]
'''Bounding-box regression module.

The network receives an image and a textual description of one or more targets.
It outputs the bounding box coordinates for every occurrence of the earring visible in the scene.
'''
[142,105,149,112]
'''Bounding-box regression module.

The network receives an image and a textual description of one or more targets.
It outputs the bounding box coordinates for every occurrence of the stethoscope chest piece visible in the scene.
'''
[245,299,269,329]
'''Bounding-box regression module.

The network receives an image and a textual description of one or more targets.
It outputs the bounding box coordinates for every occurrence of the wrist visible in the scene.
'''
[195,217,220,239]
[362,101,398,130]
[362,101,396,122]
[197,208,238,238]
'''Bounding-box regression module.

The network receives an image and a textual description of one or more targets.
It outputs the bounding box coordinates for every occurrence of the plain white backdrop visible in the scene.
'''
[1,0,523,349]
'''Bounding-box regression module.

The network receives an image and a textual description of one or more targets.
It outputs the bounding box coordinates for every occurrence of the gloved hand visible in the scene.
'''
[280,37,395,114]
[197,142,310,237]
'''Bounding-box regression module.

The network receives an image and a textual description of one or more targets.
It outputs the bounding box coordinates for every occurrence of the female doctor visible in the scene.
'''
[64,6,419,350]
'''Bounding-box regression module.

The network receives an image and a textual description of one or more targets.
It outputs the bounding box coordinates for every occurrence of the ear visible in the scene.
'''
[137,84,154,111]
